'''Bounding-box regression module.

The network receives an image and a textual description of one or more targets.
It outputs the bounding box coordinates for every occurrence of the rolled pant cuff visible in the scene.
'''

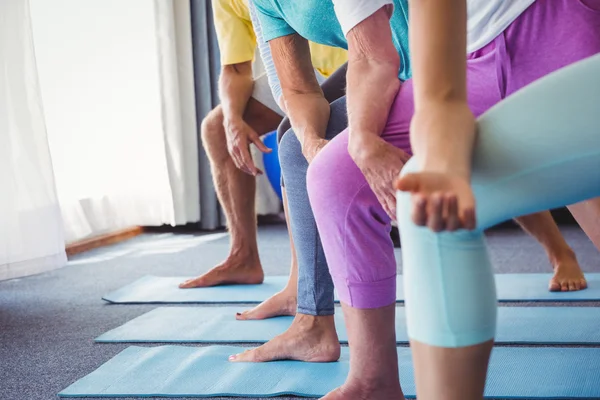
[297,306,335,316]
[331,274,397,309]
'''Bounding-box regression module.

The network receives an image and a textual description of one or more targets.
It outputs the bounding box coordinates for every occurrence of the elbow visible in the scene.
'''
[221,61,253,76]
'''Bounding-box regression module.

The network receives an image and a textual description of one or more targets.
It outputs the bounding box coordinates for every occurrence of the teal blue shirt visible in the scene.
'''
[252,0,411,81]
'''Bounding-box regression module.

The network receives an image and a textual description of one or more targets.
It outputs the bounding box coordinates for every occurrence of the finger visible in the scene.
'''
[395,174,419,192]
[239,146,259,176]
[385,189,397,221]
[233,151,253,175]
[251,136,272,153]
[445,194,461,231]
[230,148,245,170]
[462,207,477,230]
[411,194,427,226]
[427,192,445,232]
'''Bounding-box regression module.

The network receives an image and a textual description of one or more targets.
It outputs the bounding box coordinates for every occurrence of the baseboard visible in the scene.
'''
[66,227,144,257]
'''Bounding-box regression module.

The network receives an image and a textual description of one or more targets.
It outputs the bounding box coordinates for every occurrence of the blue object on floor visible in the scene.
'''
[96,306,600,345]
[102,274,600,304]
[59,345,600,398]
[102,276,290,304]
[262,130,282,200]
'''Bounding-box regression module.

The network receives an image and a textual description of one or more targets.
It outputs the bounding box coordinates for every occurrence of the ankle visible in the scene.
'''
[227,247,260,264]
[343,376,403,399]
[548,246,577,267]
[294,313,336,331]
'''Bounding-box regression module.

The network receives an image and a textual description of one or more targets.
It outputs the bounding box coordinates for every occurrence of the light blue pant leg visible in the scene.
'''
[278,97,348,316]
[398,54,600,347]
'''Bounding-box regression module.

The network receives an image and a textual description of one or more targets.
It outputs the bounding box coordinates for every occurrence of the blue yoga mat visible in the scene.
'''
[102,274,600,304]
[59,345,600,398]
[96,306,600,345]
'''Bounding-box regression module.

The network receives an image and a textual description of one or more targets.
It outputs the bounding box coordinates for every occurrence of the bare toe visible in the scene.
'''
[549,254,587,292]
[235,291,297,320]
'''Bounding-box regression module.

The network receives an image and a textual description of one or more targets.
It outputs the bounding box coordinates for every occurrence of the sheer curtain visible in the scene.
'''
[0,0,67,280]
[29,0,200,243]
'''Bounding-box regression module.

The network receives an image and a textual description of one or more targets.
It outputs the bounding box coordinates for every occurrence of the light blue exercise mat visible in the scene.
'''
[59,345,600,398]
[102,274,600,304]
[96,306,600,345]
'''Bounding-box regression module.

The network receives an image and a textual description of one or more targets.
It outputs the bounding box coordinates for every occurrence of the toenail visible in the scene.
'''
[229,355,237,361]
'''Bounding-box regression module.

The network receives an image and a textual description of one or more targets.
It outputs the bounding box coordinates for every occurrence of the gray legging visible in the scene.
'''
[279,96,347,315]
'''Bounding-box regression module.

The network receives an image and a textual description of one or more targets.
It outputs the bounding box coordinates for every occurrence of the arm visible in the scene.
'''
[334,4,410,219]
[219,61,254,128]
[395,0,476,231]
[344,7,400,159]
[270,34,330,158]
[219,62,271,175]
[409,0,472,177]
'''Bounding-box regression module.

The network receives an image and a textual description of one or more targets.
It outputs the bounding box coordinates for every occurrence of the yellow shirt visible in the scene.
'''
[212,0,347,77]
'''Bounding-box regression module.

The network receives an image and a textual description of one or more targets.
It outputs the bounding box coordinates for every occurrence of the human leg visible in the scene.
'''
[238,63,350,317]
[514,212,586,291]
[180,98,282,288]
[236,187,298,319]
[231,97,348,362]
[399,53,600,400]
[568,198,600,252]
[321,304,404,400]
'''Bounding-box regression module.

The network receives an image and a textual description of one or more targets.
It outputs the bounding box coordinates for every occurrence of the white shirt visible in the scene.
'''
[332,0,535,53]
[467,0,535,52]
[332,0,393,37]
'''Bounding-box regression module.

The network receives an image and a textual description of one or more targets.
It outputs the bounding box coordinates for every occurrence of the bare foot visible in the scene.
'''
[549,249,588,292]
[229,314,340,362]
[321,381,404,400]
[179,254,264,288]
[236,289,296,320]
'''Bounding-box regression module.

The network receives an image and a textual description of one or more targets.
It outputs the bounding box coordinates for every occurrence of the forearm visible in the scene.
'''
[272,34,330,144]
[347,57,400,156]
[219,63,254,123]
[409,0,472,174]
[283,90,330,143]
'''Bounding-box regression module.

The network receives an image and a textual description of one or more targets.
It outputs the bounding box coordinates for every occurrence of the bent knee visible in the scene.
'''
[278,129,304,174]
[200,106,225,151]
[307,136,367,219]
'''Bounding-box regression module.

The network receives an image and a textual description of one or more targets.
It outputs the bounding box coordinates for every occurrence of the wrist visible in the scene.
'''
[411,101,475,179]
[223,114,244,129]
[348,133,383,162]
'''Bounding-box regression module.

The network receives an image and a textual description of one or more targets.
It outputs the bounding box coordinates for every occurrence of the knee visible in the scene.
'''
[200,106,226,158]
[278,129,304,176]
[277,117,291,144]
[306,138,358,220]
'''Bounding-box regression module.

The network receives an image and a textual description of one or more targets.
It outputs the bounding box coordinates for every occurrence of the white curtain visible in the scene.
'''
[29,0,201,243]
[0,0,67,281]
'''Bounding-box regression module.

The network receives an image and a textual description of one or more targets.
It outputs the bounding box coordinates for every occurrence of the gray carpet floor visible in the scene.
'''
[1,224,599,400]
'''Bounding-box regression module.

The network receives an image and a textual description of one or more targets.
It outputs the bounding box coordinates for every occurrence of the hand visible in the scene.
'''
[395,102,477,231]
[350,137,411,220]
[225,118,272,176]
[302,136,329,164]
